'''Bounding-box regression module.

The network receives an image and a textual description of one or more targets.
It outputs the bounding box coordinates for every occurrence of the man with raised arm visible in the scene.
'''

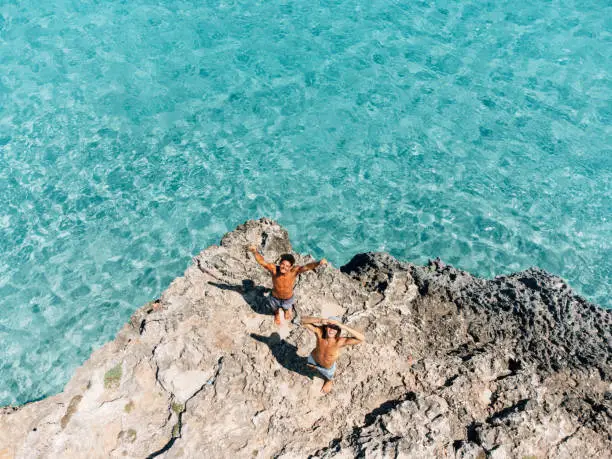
[248,245,327,325]
[301,316,365,393]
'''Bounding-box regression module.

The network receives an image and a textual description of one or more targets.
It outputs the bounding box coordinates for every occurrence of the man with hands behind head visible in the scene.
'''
[301,316,365,393]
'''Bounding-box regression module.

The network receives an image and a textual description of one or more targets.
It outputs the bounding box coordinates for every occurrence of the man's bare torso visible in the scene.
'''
[311,336,347,368]
[271,268,298,299]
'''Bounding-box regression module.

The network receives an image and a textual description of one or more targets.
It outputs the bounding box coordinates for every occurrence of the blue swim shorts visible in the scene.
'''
[307,354,336,380]
[267,295,295,311]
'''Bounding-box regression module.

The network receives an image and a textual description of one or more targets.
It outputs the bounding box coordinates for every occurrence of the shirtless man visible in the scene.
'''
[301,316,365,393]
[248,245,327,325]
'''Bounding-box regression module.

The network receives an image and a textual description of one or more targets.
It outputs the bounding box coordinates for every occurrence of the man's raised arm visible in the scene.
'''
[248,245,276,273]
[301,316,323,336]
[301,316,324,325]
[297,258,327,273]
[327,319,365,345]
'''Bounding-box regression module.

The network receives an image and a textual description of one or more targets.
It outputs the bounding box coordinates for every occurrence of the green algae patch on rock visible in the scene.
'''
[117,429,137,443]
[171,402,184,415]
[124,401,135,413]
[170,402,185,438]
[60,395,83,429]
[104,363,123,389]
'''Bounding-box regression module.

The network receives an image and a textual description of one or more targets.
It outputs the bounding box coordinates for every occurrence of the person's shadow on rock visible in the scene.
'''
[208,280,274,316]
[250,333,318,379]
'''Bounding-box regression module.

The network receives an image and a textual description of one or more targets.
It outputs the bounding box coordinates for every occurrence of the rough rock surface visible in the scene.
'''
[0,218,610,459]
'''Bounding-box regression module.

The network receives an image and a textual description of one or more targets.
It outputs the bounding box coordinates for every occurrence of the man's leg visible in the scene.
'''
[267,296,282,325]
[282,298,295,322]
[319,362,336,393]
[321,378,333,393]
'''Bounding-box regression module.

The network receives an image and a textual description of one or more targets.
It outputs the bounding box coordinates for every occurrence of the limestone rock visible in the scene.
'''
[0,218,610,459]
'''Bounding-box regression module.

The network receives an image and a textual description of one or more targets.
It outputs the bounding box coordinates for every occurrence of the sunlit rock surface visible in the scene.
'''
[1,219,610,459]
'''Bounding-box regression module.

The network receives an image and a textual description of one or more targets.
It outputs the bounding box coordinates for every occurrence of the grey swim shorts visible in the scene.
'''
[267,295,295,311]
[307,354,336,380]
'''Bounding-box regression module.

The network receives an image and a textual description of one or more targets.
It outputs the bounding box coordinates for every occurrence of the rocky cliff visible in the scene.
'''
[1,219,610,459]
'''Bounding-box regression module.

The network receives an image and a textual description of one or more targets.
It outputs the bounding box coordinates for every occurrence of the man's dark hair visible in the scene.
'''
[280,253,295,266]
[322,324,341,339]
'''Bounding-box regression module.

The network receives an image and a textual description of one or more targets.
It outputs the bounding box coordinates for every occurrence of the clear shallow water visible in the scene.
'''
[0,0,610,405]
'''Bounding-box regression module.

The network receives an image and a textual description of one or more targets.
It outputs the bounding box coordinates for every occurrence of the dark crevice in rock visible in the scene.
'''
[443,375,459,387]
[207,356,224,386]
[555,427,581,448]
[486,399,530,424]
[466,421,482,444]
[363,393,416,427]
[139,300,161,335]
[146,436,177,458]
[508,358,522,373]
[153,363,168,393]
[493,372,514,383]
[519,276,540,290]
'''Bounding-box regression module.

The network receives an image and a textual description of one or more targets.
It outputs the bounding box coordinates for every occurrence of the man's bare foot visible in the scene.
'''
[284,309,293,322]
[274,310,281,325]
[321,379,333,394]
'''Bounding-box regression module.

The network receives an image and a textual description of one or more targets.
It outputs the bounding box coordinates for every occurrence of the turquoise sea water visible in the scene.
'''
[0,0,610,405]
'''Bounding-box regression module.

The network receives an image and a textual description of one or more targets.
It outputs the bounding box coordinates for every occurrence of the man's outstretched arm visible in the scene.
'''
[248,245,276,273]
[297,258,327,273]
